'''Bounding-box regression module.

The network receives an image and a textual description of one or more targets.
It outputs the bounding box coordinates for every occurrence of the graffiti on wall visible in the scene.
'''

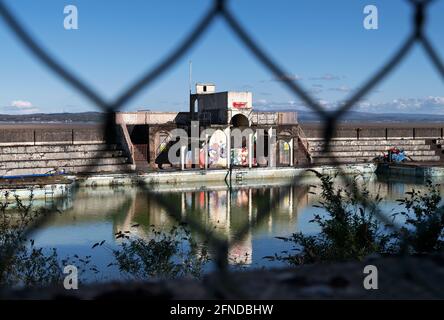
[231,148,248,166]
[208,130,227,167]
[183,129,260,168]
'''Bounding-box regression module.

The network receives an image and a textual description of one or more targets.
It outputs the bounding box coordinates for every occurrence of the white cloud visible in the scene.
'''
[329,86,352,93]
[262,73,302,83]
[11,100,33,109]
[2,100,39,114]
[354,96,444,114]
[254,96,444,114]
[309,74,342,81]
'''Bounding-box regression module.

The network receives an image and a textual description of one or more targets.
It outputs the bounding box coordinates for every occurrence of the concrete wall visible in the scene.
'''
[302,124,444,140]
[0,126,106,146]
[115,112,189,125]
[250,112,297,126]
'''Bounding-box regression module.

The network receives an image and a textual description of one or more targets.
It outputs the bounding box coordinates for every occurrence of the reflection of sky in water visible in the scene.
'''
[28,175,444,281]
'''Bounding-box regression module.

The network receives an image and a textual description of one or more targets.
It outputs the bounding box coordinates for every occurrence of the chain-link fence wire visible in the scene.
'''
[0,0,443,298]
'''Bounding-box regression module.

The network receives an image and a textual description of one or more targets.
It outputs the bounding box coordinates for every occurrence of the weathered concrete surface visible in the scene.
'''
[377,163,444,178]
[311,151,436,157]
[76,164,376,187]
[1,182,74,200]
[0,157,128,169]
[308,138,442,164]
[1,164,135,176]
[309,139,430,145]
[4,254,444,299]
[0,144,117,154]
[302,123,444,140]
[310,144,432,152]
[0,150,124,161]
[0,143,133,176]
[0,125,106,146]
[313,156,440,164]
[0,175,75,200]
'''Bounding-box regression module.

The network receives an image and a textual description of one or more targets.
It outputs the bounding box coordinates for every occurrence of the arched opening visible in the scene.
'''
[231,114,249,127]
[278,139,291,166]
[277,130,293,167]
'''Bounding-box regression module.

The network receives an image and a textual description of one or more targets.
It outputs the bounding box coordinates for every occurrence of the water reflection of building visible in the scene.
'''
[112,183,311,265]
[40,176,443,267]
[60,175,429,264]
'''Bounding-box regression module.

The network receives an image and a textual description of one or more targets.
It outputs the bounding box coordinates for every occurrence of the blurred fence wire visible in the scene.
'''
[0,0,444,298]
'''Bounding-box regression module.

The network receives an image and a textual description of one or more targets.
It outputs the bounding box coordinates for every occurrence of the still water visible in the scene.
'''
[30,174,440,281]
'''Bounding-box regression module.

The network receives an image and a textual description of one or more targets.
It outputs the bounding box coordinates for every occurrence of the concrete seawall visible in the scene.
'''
[77,164,377,187]
[301,123,444,165]
[0,164,377,201]
[376,162,444,178]
[301,122,444,140]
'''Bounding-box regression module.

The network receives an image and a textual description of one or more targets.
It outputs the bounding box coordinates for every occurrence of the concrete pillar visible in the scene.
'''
[290,138,294,167]
[268,127,275,168]
[180,145,186,170]
[225,126,231,168]
[276,140,281,167]
[190,121,200,169]
[248,132,253,169]
[204,133,209,170]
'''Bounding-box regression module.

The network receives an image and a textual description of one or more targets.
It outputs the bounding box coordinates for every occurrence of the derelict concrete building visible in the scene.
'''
[115,84,310,171]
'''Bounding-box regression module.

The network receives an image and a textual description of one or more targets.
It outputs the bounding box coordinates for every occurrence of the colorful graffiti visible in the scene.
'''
[208,130,227,167]
[231,147,248,166]
[183,130,260,168]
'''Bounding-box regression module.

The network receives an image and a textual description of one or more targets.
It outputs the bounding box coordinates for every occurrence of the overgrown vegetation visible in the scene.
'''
[394,182,444,254]
[268,172,444,266]
[0,191,63,287]
[0,190,211,289]
[107,225,210,280]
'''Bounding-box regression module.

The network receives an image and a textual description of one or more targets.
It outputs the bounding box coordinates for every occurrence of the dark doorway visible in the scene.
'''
[231,114,249,127]
[129,125,149,169]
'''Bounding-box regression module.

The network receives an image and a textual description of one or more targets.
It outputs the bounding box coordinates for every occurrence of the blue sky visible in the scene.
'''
[0,0,443,115]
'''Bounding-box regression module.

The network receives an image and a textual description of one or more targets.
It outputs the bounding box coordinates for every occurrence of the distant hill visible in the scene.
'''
[0,112,103,123]
[294,110,444,123]
[1,110,444,124]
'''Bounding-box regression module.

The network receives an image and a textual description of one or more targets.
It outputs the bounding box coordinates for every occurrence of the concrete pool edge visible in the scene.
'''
[376,163,444,178]
[77,163,377,187]
[0,163,377,200]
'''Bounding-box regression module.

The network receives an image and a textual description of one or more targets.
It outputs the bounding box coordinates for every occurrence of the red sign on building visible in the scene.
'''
[232,102,248,109]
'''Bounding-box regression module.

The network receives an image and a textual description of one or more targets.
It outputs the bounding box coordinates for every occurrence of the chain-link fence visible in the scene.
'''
[0,0,444,298]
